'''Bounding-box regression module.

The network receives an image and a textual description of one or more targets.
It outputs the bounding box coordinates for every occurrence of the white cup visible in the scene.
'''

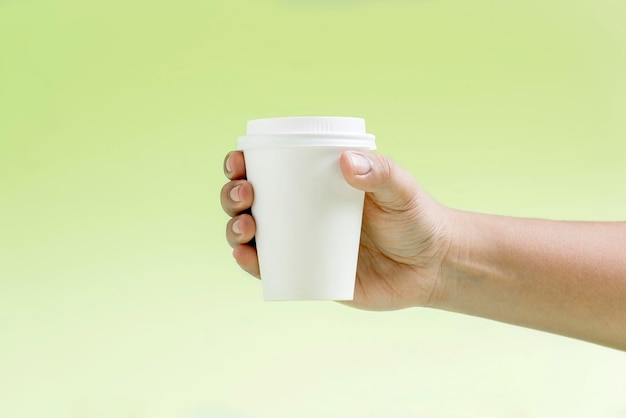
[238,116,376,300]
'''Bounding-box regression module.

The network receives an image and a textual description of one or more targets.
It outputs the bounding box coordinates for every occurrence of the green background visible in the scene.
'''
[1,0,625,416]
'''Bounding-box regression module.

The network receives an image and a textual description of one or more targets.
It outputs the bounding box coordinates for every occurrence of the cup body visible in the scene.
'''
[244,146,367,300]
[238,117,376,301]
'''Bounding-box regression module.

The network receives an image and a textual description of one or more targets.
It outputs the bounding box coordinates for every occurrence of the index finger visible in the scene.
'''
[224,151,247,180]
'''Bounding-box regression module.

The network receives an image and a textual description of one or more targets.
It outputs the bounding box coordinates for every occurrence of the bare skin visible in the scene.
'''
[221,150,626,350]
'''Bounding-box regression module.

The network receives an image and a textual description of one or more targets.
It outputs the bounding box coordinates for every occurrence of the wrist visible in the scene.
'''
[429,207,477,310]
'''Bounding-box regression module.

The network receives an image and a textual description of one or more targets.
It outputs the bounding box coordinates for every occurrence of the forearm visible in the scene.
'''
[438,211,626,350]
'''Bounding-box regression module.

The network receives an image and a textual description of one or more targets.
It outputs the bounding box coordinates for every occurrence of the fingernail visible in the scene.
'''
[225,155,233,175]
[230,185,241,202]
[232,219,241,234]
[348,152,372,175]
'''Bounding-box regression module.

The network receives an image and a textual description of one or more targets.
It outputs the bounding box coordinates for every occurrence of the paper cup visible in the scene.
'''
[237,116,376,301]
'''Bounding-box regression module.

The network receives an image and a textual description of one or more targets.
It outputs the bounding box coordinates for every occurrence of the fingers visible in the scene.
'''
[227,213,259,278]
[233,244,261,279]
[339,151,420,212]
[222,151,254,216]
[220,179,254,217]
[223,150,260,279]
[224,151,247,180]
[226,213,256,248]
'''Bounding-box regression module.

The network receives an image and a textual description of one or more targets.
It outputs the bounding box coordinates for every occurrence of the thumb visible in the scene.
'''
[339,151,419,211]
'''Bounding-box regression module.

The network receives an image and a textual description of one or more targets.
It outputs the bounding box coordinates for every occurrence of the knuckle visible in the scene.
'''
[220,184,236,215]
[221,180,251,216]
[225,222,236,247]
[372,155,394,188]
[223,152,233,174]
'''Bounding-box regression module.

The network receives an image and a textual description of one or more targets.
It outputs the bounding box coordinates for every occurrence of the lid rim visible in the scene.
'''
[240,132,375,139]
[240,116,376,150]
[237,136,376,151]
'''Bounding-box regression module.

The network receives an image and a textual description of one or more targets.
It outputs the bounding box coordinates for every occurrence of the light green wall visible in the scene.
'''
[1,0,625,417]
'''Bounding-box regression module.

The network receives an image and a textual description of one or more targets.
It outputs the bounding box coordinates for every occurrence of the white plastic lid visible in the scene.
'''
[237,116,376,150]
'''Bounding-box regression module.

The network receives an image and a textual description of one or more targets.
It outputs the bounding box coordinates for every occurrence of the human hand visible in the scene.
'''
[221,150,454,310]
